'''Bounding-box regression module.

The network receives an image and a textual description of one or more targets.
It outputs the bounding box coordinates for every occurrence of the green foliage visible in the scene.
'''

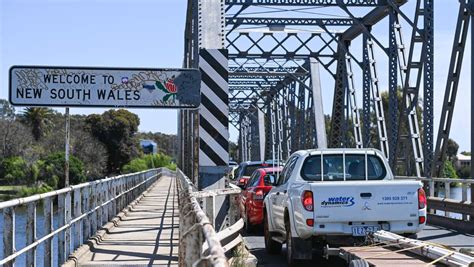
[17,184,53,198]
[441,160,458,179]
[457,166,471,178]
[21,107,55,141]
[0,156,30,185]
[122,153,176,173]
[86,109,140,174]
[0,99,15,119]
[460,151,471,156]
[36,152,86,188]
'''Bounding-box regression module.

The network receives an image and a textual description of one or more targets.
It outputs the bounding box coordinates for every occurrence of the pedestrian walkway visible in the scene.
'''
[78,175,179,266]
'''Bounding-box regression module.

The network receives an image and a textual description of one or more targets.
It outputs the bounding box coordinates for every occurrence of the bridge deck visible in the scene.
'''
[77,175,179,266]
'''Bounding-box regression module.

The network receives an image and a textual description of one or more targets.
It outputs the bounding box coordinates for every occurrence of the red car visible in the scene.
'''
[239,166,282,232]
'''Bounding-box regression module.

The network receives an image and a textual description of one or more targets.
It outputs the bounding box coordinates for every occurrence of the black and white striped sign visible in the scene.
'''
[199,49,229,167]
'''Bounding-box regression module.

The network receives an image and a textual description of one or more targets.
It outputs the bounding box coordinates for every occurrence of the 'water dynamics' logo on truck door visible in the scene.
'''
[321,196,355,208]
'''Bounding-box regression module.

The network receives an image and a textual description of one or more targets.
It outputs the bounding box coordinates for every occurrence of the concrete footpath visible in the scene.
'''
[77,175,179,266]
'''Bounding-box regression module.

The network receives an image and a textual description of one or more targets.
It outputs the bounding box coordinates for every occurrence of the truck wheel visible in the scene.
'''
[286,222,298,266]
[349,259,369,267]
[264,213,282,254]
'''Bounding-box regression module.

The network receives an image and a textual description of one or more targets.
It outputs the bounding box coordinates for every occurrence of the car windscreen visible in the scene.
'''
[243,165,264,177]
[263,172,280,186]
[301,154,386,181]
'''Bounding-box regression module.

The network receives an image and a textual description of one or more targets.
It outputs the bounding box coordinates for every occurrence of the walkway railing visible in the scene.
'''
[176,169,228,267]
[0,168,162,267]
[396,176,474,233]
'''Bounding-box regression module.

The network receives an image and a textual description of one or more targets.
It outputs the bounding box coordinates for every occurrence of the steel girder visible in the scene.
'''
[226,17,355,26]
[329,41,348,148]
[432,1,471,177]
[225,0,436,177]
[225,0,381,6]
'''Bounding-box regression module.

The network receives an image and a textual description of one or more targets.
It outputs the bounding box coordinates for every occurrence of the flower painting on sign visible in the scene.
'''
[9,66,201,108]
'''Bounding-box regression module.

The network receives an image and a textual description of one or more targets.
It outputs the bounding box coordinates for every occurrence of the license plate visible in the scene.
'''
[351,226,380,236]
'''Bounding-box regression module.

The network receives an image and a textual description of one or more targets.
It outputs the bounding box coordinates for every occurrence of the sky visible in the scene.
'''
[0,0,471,152]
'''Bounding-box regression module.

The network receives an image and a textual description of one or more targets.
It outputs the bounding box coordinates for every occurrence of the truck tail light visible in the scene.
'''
[419,216,426,224]
[306,219,314,226]
[418,188,426,209]
[254,188,264,200]
[239,178,246,185]
[302,190,313,211]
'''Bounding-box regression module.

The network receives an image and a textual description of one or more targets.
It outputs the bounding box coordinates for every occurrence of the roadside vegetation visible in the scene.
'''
[0,99,177,200]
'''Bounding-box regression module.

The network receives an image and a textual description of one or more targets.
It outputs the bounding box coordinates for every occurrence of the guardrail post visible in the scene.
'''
[82,186,91,241]
[26,202,37,266]
[205,195,216,226]
[444,181,451,217]
[229,193,240,226]
[44,197,53,266]
[74,188,82,250]
[462,184,468,220]
[3,207,15,267]
[102,182,107,226]
[97,182,104,230]
[108,180,113,221]
[66,191,72,258]
[120,178,124,209]
[58,193,66,264]
[429,179,435,214]
[91,183,98,234]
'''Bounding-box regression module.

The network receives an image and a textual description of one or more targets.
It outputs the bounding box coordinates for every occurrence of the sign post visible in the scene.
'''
[65,107,70,187]
[9,66,201,108]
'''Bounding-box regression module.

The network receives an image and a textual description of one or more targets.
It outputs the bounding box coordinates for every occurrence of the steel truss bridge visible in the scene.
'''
[1,1,474,266]
[179,0,473,183]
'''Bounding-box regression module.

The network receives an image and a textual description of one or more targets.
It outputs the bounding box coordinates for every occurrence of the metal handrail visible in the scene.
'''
[176,168,228,267]
[395,176,473,223]
[395,176,474,184]
[0,168,164,267]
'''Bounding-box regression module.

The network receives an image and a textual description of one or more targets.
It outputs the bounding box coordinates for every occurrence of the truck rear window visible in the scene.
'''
[301,154,387,181]
[242,165,264,177]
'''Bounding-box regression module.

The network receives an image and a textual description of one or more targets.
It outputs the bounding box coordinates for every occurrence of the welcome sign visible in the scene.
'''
[9,66,201,108]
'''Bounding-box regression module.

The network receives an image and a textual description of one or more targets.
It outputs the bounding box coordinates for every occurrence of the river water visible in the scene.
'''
[0,205,60,266]
[0,187,471,266]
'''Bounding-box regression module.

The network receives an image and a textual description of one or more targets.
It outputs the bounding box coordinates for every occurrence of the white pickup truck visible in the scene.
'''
[263,148,427,264]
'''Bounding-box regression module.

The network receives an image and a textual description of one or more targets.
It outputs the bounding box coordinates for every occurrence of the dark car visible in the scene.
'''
[234,161,269,188]
[239,167,282,232]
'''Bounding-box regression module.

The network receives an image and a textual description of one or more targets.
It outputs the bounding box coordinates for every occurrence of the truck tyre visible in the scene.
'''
[286,221,298,266]
[349,259,369,267]
[264,213,282,254]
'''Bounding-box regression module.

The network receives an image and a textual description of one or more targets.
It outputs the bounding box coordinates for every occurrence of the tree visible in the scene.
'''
[0,156,29,185]
[446,139,459,160]
[21,107,54,141]
[36,152,86,188]
[39,113,108,180]
[0,120,34,158]
[122,153,175,174]
[460,151,471,156]
[86,109,140,174]
[441,160,458,178]
[0,99,15,119]
[457,166,471,178]
[380,90,423,176]
[229,141,238,161]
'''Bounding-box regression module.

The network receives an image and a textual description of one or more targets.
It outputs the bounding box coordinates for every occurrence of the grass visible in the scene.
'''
[0,185,52,201]
[0,185,27,191]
